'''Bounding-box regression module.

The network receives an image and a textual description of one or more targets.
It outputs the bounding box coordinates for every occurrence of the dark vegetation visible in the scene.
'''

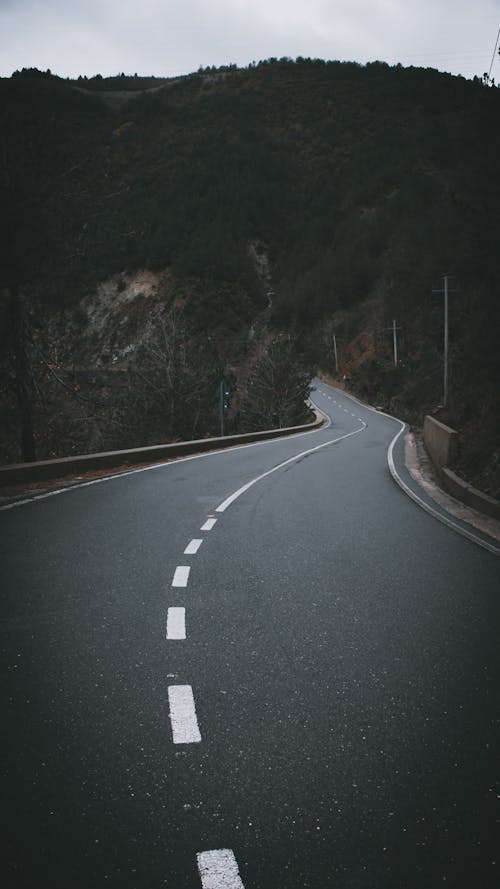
[1,61,499,492]
[239,338,311,432]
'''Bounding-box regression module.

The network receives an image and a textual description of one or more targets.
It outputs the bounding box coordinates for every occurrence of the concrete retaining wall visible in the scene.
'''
[0,409,325,489]
[441,467,500,520]
[423,415,459,470]
[423,414,500,521]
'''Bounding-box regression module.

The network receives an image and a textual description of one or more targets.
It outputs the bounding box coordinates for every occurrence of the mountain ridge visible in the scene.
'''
[1,60,499,493]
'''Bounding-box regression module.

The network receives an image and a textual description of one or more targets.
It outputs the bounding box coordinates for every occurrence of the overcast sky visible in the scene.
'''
[1,0,498,82]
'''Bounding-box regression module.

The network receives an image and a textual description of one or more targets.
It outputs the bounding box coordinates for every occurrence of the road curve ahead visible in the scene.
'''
[2,379,499,889]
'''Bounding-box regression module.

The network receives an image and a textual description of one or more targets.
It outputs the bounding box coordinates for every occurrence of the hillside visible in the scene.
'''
[1,61,499,493]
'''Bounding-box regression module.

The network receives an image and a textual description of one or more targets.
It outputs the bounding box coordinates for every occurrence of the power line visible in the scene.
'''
[487,25,500,80]
[396,49,495,61]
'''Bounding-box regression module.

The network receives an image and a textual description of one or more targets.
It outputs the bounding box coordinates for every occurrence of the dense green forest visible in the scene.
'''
[1,60,499,493]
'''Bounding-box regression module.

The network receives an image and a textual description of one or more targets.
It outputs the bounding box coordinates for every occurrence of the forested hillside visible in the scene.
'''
[1,61,499,493]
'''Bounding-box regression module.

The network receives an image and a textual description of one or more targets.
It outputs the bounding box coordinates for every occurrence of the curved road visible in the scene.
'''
[2,380,499,888]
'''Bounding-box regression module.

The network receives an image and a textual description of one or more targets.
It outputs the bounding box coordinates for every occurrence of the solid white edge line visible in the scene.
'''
[216,423,366,513]
[387,422,500,556]
[200,518,217,531]
[184,538,203,555]
[197,849,245,889]
[166,607,186,640]
[172,566,191,587]
[1,408,331,512]
[315,381,499,555]
[167,685,201,743]
[316,382,499,553]
[313,381,500,556]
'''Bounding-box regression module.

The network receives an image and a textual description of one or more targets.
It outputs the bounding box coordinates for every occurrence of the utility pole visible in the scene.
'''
[432,274,456,408]
[219,378,224,437]
[382,319,402,367]
[443,276,449,407]
[332,334,338,373]
[392,319,398,368]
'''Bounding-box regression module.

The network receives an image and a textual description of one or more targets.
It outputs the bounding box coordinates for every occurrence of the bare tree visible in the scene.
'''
[111,307,221,447]
[0,289,36,461]
[239,338,311,432]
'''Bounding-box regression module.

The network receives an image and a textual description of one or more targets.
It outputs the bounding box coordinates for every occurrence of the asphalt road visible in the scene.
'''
[2,380,499,889]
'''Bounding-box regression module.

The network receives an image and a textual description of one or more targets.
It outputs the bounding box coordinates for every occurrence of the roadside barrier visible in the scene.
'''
[0,408,325,489]
[423,415,499,520]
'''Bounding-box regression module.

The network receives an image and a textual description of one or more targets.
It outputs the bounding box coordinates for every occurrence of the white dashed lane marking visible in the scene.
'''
[166,607,186,640]
[184,538,203,555]
[197,849,245,888]
[168,685,201,743]
[200,517,217,531]
[172,566,191,587]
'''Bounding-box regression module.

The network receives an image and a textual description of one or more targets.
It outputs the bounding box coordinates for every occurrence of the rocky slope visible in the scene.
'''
[1,62,499,491]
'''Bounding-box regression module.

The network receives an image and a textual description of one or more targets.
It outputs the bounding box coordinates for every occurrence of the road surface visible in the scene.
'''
[2,380,499,888]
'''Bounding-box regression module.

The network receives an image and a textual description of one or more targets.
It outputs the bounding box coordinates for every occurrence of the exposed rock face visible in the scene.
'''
[57,270,173,369]
[1,266,271,461]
